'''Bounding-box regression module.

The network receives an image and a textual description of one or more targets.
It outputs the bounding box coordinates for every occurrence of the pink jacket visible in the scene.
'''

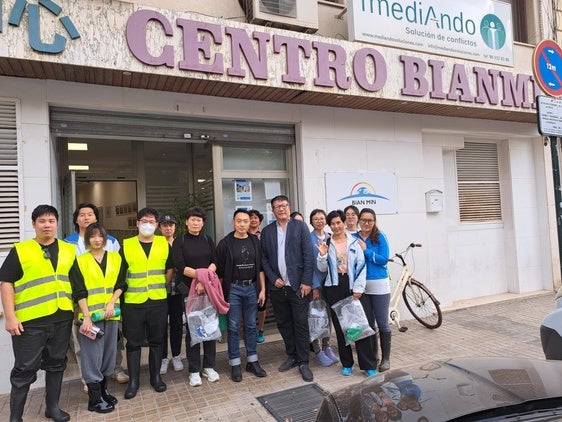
[186,268,230,314]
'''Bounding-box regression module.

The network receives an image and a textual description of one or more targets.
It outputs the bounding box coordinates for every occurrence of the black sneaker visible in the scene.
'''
[246,361,267,377]
[299,364,313,382]
[278,357,298,372]
[231,365,242,382]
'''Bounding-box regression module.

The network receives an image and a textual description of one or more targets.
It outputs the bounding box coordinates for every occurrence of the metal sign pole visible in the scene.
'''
[549,135,562,277]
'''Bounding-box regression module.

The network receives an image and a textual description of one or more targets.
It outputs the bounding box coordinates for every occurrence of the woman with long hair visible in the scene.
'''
[355,208,392,372]
[317,210,377,377]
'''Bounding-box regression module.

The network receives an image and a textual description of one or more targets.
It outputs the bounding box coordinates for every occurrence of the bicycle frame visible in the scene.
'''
[388,255,412,332]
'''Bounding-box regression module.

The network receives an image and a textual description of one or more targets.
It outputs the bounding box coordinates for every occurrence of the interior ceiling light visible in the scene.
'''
[68,142,88,151]
[68,165,89,171]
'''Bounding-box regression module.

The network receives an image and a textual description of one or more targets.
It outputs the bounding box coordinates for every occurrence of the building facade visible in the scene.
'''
[0,0,559,393]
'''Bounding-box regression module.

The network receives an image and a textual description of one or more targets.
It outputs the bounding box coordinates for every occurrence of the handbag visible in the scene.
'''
[331,295,376,346]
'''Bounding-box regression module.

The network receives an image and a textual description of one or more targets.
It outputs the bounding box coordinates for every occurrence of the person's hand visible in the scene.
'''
[274,278,284,288]
[300,283,311,297]
[352,292,362,300]
[312,288,320,300]
[258,289,266,305]
[196,282,206,295]
[5,316,24,336]
[105,302,115,319]
[317,240,328,256]
[357,239,366,251]
[80,316,93,334]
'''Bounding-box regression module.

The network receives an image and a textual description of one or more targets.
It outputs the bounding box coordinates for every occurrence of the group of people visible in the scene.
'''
[0,196,392,422]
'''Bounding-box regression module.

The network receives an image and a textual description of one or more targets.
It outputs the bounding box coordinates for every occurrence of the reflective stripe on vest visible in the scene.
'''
[123,236,168,304]
[77,251,122,321]
[13,239,76,323]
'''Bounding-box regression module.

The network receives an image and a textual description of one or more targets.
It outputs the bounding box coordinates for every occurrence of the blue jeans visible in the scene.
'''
[227,284,258,365]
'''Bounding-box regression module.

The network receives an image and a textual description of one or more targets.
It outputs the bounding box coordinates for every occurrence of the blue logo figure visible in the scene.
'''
[338,182,389,202]
[480,14,506,50]
[7,0,80,54]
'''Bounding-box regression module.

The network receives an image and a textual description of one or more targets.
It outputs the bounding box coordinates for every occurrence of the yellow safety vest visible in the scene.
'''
[77,251,122,321]
[13,239,75,323]
[123,236,168,304]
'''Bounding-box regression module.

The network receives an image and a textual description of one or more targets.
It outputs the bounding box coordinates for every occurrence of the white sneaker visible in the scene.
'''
[172,355,184,372]
[112,369,130,384]
[189,372,202,387]
[201,367,220,382]
[160,358,169,375]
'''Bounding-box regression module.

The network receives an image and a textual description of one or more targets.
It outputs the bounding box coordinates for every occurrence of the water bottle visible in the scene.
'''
[75,319,105,340]
[91,307,121,322]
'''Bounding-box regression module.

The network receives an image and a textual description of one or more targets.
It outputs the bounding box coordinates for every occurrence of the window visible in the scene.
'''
[0,100,20,251]
[456,142,502,223]
[504,0,528,43]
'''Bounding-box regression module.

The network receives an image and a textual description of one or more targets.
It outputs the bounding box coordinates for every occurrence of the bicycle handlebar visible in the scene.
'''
[393,243,422,266]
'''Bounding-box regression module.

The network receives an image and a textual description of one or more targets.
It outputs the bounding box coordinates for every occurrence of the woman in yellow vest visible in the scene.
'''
[71,223,127,414]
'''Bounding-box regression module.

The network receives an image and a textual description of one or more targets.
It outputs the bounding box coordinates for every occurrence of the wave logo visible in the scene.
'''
[2,0,80,54]
[338,182,389,202]
[480,14,506,50]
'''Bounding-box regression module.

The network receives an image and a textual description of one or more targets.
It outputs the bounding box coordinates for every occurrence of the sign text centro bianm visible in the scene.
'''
[348,0,514,67]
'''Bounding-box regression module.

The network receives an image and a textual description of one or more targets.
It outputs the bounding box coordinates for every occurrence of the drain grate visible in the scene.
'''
[257,383,328,422]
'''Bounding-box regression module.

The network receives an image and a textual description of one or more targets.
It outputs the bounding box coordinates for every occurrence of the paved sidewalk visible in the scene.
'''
[0,290,555,421]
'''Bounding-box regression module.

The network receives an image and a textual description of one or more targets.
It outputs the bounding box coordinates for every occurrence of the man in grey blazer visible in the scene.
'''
[261,195,315,382]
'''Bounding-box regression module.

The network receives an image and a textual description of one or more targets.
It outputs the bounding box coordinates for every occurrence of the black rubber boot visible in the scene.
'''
[9,384,29,422]
[124,349,141,399]
[379,331,391,372]
[87,383,114,413]
[148,346,167,393]
[44,371,70,422]
[100,377,118,406]
[371,331,379,366]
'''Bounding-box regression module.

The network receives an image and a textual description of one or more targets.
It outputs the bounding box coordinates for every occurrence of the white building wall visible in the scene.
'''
[0,75,551,393]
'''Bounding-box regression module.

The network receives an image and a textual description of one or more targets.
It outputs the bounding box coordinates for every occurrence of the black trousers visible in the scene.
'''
[185,327,216,372]
[323,274,377,371]
[269,286,310,364]
[122,300,167,352]
[162,293,184,359]
[11,318,73,388]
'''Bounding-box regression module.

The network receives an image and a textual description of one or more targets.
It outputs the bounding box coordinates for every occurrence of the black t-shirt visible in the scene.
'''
[0,239,74,324]
[232,236,256,281]
[172,233,217,287]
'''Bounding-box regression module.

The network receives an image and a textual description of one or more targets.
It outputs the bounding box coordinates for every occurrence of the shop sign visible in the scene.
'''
[348,0,513,67]
[0,0,80,54]
[126,10,537,110]
[325,173,398,215]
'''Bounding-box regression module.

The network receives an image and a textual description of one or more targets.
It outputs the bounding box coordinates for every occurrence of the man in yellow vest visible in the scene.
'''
[0,205,76,422]
[120,207,175,399]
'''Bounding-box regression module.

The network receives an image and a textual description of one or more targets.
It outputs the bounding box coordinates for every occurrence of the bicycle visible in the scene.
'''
[387,243,442,332]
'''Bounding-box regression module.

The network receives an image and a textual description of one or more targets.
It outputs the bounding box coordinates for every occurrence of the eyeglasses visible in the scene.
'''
[272,203,289,210]
[42,247,51,259]
[312,218,325,222]
[139,219,157,225]
[360,219,375,224]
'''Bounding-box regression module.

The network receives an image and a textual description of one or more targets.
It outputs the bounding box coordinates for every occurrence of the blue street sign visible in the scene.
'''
[533,40,562,97]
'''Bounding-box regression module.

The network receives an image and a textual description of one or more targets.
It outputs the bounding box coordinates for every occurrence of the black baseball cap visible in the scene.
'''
[159,214,177,225]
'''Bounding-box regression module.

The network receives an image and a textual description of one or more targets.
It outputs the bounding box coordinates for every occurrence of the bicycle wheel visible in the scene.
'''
[402,278,442,329]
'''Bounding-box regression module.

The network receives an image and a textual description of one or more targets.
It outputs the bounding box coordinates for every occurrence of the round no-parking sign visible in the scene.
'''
[533,40,562,97]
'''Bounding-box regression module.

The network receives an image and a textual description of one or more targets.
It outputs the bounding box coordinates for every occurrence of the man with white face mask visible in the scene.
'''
[120,208,175,400]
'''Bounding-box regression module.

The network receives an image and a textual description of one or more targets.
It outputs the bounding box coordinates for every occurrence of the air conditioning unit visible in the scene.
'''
[244,0,318,33]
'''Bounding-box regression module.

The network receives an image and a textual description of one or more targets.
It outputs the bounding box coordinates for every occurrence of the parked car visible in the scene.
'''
[316,357,562,421]
[540,291,562,360]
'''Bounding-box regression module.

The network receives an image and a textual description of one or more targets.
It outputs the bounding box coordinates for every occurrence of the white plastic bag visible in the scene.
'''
[308,298,331,342]
[331,295,376,345]
[185,295,221,346]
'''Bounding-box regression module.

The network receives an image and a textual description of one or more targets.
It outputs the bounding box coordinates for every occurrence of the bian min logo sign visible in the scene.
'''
[338,182,389,204]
